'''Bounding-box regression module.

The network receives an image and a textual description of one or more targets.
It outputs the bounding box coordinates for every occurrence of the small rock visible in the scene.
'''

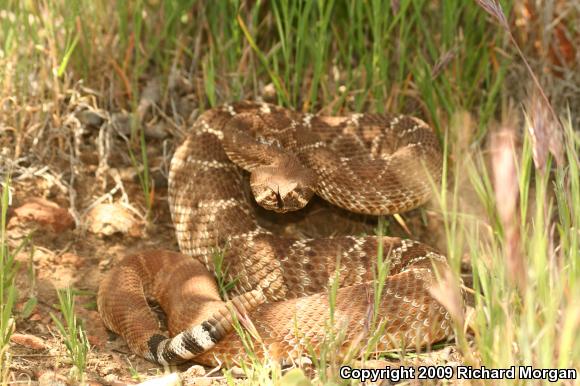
[85,203,143,238]
[10,333,48,350]
[137,373,180,386]
[29,313,43,322]
[29,247,53,263]
[98,258,112,270]
[59,252,84,268]
[110,112,134,137]
[137,169,167,189]
[143,121,168,139]
[37,371,68,386]
[76,109,106,129]
[137,78,161,122]
[181,377,212,386]
[103,373,119,384]
[168,69,194,94]
[181,365,210,386]
[229,366,246,378]
[177,96,197,124]
[11,198,75,232]
[102,369,129,386]
[262,83,277,102]
[182,365,206,377]
[116,167,137,182]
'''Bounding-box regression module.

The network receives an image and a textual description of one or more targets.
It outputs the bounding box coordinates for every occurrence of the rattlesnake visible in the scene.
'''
[97,101,458,366]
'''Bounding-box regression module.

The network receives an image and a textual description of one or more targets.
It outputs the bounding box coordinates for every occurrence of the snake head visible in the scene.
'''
[250,164,316,213]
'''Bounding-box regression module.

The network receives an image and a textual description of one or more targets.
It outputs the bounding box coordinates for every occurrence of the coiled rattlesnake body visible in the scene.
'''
[98,101,457,366]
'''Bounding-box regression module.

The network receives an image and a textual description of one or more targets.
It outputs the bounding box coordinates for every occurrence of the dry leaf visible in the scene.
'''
[10,333,48,350]
[12,198,75,233]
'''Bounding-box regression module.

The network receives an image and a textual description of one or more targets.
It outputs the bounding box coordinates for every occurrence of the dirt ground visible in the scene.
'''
[3,82,463,385]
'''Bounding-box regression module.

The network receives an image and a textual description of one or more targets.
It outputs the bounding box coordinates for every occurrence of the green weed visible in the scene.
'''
[0,176,17,386]
[50,287,90,384]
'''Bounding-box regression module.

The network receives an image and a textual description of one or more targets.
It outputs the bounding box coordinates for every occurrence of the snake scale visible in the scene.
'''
[97,101,458,366]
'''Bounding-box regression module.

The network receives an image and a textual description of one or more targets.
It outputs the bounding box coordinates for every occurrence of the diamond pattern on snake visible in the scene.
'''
[97,101,461,366]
